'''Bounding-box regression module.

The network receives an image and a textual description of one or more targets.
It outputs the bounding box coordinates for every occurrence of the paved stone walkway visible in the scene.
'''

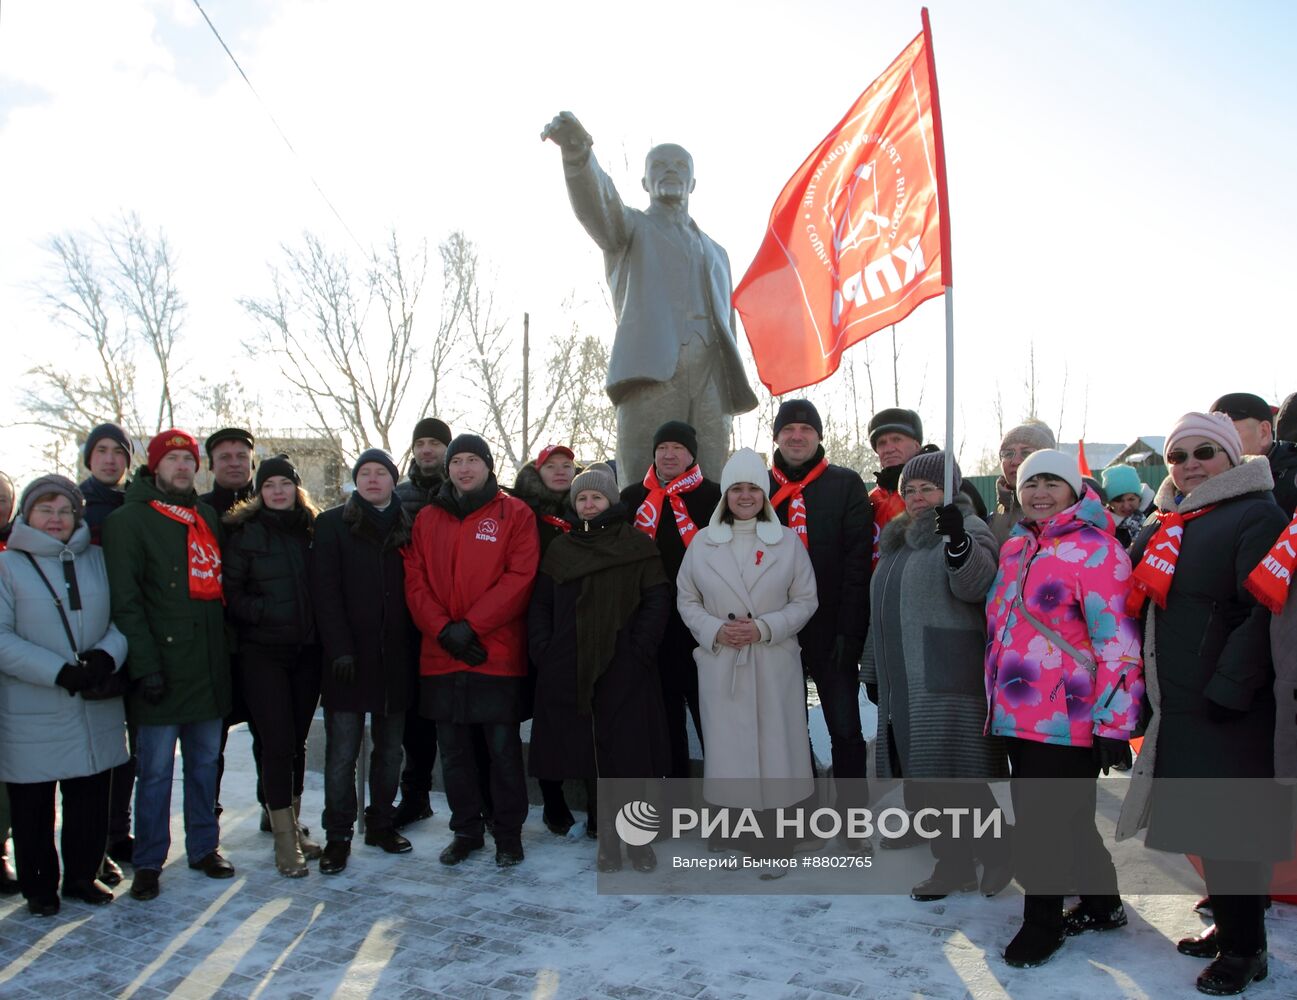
[0,727,1293,999]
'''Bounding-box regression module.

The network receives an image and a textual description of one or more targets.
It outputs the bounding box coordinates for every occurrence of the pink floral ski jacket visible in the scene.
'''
[984,487,1144,747]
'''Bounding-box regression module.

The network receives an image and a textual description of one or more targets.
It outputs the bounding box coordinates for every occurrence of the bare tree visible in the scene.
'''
[23,215,189,467]
[242,228,450,463]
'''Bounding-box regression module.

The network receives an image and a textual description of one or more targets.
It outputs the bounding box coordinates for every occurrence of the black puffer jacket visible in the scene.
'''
[769,447,873,664]
[222,498,315,647]
[395,461,444,519]
[309,495,417,715]
[509,463,576,557]
[79,476,125,546]
[620,474,722,661]
[1267,440,1297,516]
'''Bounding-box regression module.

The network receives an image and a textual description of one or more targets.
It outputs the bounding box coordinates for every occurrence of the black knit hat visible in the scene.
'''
[899,451,961,497]
[204,427,255,458]
[868,408,923,448]
[82,423,133,469]
[652,420,698,459]
[255,454,301,492]
[411,417,452,447]
[773,399,823,438]
[352,448,400,483]
[444,434,494,473]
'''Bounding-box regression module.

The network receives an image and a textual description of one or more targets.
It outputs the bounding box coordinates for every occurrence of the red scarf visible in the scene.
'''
[149,501,223,601]
[635,464,703,547]
[541,514,571,534]
[771,458,829,549]
[1245,511,1297,614]
[868,486,907,566]
[1125,506,1216,617]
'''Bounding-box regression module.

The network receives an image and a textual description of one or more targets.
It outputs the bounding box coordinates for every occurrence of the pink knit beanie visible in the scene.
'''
[1165,412,1242,466]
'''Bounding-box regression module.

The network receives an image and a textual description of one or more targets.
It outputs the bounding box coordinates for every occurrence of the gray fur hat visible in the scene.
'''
[20,474,85,526]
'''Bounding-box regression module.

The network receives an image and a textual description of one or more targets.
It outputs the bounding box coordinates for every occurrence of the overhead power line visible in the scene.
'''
[189,0,367,254]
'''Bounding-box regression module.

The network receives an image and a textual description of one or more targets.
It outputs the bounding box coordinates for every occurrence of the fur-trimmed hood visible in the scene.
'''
[1153,454,1275,514]
[879,493,974,556]
[508,463,574,519]
[341,493,412,550]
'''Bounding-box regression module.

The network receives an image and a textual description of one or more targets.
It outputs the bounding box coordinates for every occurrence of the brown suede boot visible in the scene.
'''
[292,797,322,860]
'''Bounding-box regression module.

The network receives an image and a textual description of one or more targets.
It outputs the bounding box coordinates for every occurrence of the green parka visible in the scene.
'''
[102,470,231,725]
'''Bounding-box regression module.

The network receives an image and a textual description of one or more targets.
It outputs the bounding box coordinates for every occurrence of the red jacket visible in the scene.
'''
[404,490,540,677]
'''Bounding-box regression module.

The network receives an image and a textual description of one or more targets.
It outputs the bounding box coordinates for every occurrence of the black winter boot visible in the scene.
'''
[1196,950,1268,995]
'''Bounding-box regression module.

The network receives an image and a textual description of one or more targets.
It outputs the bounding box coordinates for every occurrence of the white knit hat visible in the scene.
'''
[1016,449,1083,501]
[708,448,783,544]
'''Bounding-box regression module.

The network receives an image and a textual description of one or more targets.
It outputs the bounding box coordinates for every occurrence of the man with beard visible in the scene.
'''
[393,417,451,828]
[768,400,873,849]
[103,430,233,900]
[619,421,720,778]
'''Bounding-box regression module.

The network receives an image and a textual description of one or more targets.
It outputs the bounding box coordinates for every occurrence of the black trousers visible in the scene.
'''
[239,643,322,810]
[106,725,135,845]
[400,708,439,794]
[659,644,703,780]
[1008,738,1119,928]
[217,655,265,809]
[909,780,1007,873]
[438,722,526,842]
[1203,858,1270,954]
[805,651,868,810]
[8,771,111,899]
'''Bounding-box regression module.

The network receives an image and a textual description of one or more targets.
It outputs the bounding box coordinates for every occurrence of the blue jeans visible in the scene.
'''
[322,710,404,841]
[133,719,222,871]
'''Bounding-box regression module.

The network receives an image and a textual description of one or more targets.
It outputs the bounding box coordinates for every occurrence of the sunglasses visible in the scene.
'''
[1166,444,1225,465]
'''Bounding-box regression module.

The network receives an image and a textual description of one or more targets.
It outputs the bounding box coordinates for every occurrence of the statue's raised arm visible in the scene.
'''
[540,112,757,485]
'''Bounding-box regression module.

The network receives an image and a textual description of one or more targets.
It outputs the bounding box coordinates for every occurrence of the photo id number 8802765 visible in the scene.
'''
[802,856,872,868]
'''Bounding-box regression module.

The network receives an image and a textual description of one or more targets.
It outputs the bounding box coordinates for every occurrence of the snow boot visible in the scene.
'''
[269,807,308,878]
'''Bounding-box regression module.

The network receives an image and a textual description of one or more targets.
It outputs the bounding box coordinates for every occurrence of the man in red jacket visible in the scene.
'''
[403,434,540,868]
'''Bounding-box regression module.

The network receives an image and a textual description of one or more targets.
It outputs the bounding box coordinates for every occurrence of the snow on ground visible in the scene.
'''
[0,725,1293,1000]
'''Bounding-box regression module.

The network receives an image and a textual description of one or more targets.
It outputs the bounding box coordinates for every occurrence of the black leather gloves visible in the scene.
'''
[439,621,487,666]
[1092,736,1132,775]
[56,660,109,696]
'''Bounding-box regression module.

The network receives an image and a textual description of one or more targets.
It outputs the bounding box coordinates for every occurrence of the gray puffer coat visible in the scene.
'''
[863,496,1008,780]
[0,520,129,782]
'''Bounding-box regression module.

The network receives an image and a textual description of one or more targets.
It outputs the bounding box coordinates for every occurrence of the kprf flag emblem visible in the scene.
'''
[734,11,950,394]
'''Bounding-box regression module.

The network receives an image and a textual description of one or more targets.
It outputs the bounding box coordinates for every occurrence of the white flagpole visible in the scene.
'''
[943,285,954,506]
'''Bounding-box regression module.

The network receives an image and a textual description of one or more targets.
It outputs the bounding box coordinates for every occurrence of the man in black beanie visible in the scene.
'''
[769,399,873,849]
[620,420,720,778]
[80,423,133,546]
[392,417,451,829]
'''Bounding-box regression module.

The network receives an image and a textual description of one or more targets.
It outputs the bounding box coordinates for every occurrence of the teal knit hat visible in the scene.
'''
[1101,464,1141,500]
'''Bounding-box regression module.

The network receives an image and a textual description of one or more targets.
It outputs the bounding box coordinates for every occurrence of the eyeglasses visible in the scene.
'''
[999,447,1036,461]
[31,505,74,518]
[1166,444,1225,465]
[901,484,943,499]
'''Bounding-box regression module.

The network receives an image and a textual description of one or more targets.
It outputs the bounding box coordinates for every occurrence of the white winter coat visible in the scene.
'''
[0,520,129,783]
[676,510,818,809]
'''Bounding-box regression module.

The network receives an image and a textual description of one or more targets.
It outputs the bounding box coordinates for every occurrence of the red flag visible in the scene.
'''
[734,10,950,395]
[1077,440,1094,478]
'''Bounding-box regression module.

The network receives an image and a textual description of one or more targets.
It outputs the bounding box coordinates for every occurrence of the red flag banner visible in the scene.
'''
[1078,441,1094,478]
[734,12,950,395]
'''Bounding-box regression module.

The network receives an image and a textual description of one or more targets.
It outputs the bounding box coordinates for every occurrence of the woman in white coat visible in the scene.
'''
[0,475,128,916]
[676,448,818,828]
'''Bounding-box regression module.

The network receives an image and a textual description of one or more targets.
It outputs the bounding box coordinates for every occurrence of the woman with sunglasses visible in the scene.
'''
[984,449,1143,968]
[1117,413,1290,996]
[863,452,1010,900]
[0,476,128,915]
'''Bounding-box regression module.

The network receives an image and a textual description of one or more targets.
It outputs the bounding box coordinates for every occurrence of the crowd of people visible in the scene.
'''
[0,388,1295,997]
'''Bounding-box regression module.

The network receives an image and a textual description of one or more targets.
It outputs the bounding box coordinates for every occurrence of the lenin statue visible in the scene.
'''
[542,112,758,485]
